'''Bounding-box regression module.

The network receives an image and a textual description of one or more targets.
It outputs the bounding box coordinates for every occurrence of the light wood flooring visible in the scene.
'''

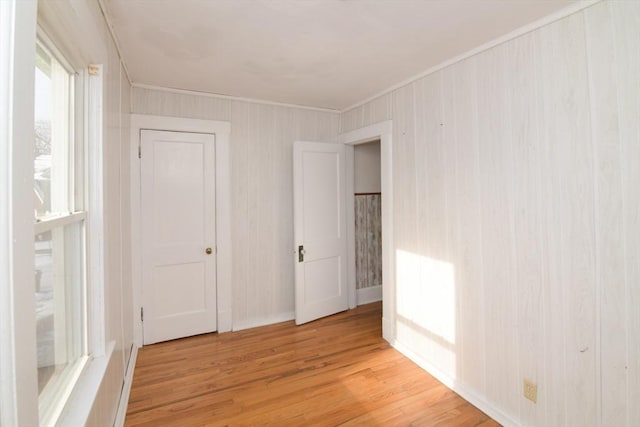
[126,302,499,426]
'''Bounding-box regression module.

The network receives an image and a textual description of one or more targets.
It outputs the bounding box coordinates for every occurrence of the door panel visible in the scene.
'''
[153,141,205,245]
[303,151,341,240]
[141,130,216,344]
[153,262,205,317]
[304,257,341,303]
[294,141,348,325]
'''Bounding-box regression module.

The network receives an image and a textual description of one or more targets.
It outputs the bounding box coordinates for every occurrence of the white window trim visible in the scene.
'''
[86,64,106,357]
[0,1,39,426]
[44,63,106,427]
[35,211,87,235]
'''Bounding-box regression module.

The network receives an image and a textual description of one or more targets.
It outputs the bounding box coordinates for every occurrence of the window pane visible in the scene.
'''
[34,44,72,218]
[35,222,85,413]
[34,46,52,217]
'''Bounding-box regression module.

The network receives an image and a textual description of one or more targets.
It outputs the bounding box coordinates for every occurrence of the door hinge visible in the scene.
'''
[141,307,144,322]
[138,145,142,159]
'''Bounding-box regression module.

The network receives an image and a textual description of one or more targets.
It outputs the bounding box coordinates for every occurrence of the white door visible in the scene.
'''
[141,130,216,344]
[293,141,348,325]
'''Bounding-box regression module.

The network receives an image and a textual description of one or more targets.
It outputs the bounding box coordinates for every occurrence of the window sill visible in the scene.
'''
[55,341,115,427]
[39,355,89,426]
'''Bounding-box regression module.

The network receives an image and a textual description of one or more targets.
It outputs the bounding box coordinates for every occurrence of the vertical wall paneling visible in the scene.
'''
[451,57,487,396]
[542,13,598,426]
[391,82,417,329]
[585,2,626,425]
[611,2,640,426]
[316,107,341,142]
[247,103,271,319]
[538,18,568,426]
[509,30,547,426]
[340,105,364,134]
[413,71,453,374]
[412,76,429,363]
[230,101,249,324]
[421,73,446,301]
[363,94,393,129]
[131,88,232,122]
[105,35,124,391]
[476,42,520,418]
[439,66,462,385]
[273,106,290,316]
[342,2,640,426]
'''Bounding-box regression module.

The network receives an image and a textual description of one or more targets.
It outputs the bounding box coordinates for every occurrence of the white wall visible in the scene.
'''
[354,140,381,194]
[131,88,340,329]
[341,1,639,426]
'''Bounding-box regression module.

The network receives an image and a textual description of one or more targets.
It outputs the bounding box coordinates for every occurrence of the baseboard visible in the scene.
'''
[217,309,232,333]
[382,316,394,343]
[357,285,382,305]
[391,339,521,427]
[113,345,139,427]
[232,311,295,332]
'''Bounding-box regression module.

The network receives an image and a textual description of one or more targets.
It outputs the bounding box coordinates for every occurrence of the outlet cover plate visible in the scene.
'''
[524,379,537,403]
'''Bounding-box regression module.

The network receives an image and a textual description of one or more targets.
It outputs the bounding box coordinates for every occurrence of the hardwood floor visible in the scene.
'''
[126,303,499,426]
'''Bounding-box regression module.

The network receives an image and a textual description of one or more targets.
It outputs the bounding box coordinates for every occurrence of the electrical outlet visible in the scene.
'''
[523,379,537,403]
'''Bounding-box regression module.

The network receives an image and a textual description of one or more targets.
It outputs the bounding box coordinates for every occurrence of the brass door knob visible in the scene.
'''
[205,247,212,255]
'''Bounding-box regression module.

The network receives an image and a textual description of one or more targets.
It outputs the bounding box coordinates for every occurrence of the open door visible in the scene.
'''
[293,141,348,325]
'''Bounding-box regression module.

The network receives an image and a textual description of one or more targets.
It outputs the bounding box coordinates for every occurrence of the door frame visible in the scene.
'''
[130,114,232,347]
[339,120,394,343]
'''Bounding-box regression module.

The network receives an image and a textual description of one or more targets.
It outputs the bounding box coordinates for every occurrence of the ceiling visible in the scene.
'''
[104,0,577,110]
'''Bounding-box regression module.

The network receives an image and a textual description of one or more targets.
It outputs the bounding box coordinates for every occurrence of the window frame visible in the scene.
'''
[33,29,104,426]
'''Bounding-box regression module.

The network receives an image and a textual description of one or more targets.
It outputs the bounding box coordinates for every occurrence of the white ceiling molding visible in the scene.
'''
[131,83,340,113]
[96,0,131,83]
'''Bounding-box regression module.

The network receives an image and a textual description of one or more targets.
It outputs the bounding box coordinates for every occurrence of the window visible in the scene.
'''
[34,39,88,424]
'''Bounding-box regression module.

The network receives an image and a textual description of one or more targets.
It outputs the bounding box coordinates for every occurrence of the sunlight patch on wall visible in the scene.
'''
[396,249,456,344]
[395,249,457,375]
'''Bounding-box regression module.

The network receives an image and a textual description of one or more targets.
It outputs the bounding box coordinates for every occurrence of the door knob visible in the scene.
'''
[205,247,212,255]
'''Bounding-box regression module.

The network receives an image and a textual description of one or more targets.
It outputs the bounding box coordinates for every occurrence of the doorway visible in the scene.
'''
[353,140,382,305]
[340,120,394,343]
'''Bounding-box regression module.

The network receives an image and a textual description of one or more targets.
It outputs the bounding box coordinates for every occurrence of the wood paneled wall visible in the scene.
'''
[355,194,382,290]
[341,2,639,426]
[131,89,340,328]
